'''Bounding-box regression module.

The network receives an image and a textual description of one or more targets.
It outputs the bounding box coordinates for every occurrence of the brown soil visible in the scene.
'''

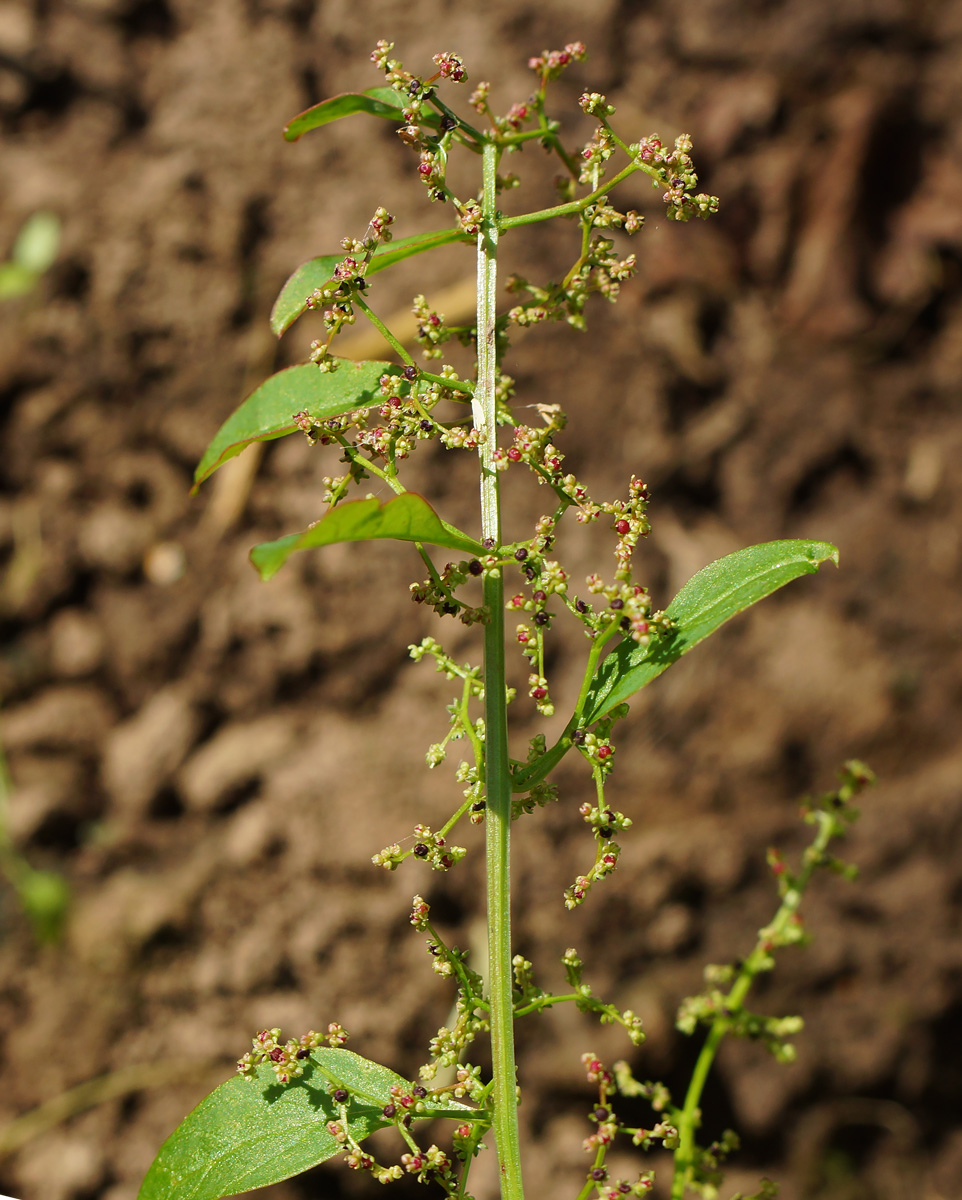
[1,2,961,1199]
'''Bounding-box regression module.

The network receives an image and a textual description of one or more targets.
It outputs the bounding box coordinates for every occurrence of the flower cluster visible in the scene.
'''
[563,845,620,910]
[432,51,466,82]
[528,42,587,82]
[412,293,452,360]
[236,1024,348,1084]
[505,228,639,332]
[630,132,720,222]
[369,42,475,206]
[409,560,488,624]
[373,823,467,873]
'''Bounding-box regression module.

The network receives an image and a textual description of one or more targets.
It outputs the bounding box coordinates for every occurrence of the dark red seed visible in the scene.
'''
[468,560,483,576]
[334,1089,349,1103]
[269,1048,285,1062]
[533,612,549,626]
[610,598,624,610]
[572,729,587,745]
[413,843,429,857]
[531,687,547,700]
[594,1106,609,1121]
[383,1103,397,1117]
[514,547,528,561]
[413,1085,427,1098]
[532,589,547,602]
[296,1048,311,1059]
[575,599,589,614]
[403,365,418,380]
[615,519,630,535]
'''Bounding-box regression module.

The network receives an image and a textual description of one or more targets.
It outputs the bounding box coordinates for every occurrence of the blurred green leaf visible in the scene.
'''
[193,360,395,490]
[251,493,485,580]
[0,262,40,299]
[13,212,60,273]
[583,540,839,723]
[17,868,70,945]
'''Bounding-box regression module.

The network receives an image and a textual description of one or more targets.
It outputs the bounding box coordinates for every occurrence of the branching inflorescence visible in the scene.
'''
[139,42,865,1200]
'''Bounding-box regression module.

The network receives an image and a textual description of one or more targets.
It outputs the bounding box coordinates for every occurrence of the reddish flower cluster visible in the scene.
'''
[528,42,587,81]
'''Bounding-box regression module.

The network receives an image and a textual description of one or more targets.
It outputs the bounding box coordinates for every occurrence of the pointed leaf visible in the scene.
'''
[284,87,442,142]
[270,227,468,337]
[583,540,839,724]
[269,255,341,338]
[138,1048,471,1200]
[251,493,484,580]
[367,227,468,273]
[193,360,394,490]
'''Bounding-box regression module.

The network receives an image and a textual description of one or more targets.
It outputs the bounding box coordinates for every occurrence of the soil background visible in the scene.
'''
[1,1,961,1198]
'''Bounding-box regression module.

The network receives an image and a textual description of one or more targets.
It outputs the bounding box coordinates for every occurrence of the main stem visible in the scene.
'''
[475,137,524,1200]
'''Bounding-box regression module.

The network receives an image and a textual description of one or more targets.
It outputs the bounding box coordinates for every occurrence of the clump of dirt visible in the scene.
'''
[1,3,961,1199]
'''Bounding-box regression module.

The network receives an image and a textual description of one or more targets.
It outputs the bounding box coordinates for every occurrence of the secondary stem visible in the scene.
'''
[670,813,837,1198]
[476,136,525,1200]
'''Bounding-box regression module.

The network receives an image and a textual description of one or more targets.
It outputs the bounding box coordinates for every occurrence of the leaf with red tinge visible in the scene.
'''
[270,228,468,337]
[250,493,485,580]
[284,87,442,142]
[193,360,394,491]
[583,540,839,724]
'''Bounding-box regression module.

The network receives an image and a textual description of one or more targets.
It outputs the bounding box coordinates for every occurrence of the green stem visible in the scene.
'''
[477,136,525,1200]
[499,161,646,232]
[419,370,474,395]
[510,619,620,792]
[460,677,485,767]
[352,293,414,365]
[670,812,836,1198]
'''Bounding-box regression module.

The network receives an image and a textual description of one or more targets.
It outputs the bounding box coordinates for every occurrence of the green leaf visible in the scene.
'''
[251,493,485,580]
[193,360,394,490]
[270,227,467,337]
[284,86,442,143]
[0,262,39,299]
[583,540,839,724]
[270,255,341,338]
[17,868,70,945]
[138,1047,472,1200]
[13,211,60,273]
